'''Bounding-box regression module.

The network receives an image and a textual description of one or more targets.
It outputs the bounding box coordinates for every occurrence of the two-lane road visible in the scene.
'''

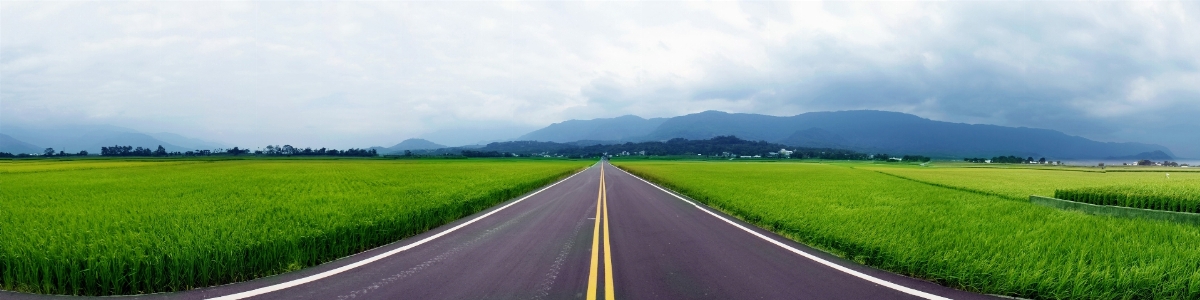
[2,162,996,300]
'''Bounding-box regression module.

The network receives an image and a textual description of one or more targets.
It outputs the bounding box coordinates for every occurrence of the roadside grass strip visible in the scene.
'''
[615,161,1200,300]
[0,159,587,296]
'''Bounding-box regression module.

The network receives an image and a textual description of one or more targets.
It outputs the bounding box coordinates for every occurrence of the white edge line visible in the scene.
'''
[609,164,952,300]
[206,166,591,300]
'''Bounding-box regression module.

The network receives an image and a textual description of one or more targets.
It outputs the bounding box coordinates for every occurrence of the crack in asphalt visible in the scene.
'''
[531,215,589,300]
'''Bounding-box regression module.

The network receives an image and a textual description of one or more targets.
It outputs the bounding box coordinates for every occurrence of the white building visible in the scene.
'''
[779,149,794,157]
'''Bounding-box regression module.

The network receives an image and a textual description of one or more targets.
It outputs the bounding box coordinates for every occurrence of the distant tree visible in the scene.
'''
[44,148,55,156]
[282,145,295,156]
[901,155,931,162]
[404,150,413,157]
[1038,157,1047,164]
[154,145,168,156]
[78,150,88,156]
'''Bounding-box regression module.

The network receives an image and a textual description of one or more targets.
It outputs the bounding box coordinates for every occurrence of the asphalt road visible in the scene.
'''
[2,161,997,300]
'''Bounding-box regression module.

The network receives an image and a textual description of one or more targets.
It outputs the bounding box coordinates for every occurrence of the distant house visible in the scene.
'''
[779,149,794,157]
[740,155,753,158]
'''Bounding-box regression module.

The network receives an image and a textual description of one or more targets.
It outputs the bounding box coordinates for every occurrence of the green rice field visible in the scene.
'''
[0,158,586,296]
[860,163,1200,200]
[615,160,1200,299]
[1056,183,1200,213]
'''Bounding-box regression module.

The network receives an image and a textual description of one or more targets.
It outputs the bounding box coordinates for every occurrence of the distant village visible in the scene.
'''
[963,155,1189,167]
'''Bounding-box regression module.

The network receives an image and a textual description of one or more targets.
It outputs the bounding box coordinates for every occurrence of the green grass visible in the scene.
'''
[1056,183,1200,213]
[614,161,1200,299]
[0,158,587,296]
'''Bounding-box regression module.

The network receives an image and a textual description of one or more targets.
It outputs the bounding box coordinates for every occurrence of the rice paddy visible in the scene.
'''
[0,158,586,296]
[860,163,1200,200]
[615,160,1200,299]
[1056,183,1200,213]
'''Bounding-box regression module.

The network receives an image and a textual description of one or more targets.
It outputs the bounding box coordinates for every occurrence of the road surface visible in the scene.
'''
[2,161,996,300]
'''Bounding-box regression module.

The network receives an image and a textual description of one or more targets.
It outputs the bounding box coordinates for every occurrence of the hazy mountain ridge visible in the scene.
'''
[516,110,1173,159]
[0,133,42,154]
[1,125,228,154]
[148,132,228,150]
[517,115,667,143]
[374,138,447,154]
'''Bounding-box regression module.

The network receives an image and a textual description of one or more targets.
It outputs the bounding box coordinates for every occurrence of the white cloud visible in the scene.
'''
[1,1,1198,155]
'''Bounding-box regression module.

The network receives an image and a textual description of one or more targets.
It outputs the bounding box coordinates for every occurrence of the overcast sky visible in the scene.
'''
[2,1,1198,155]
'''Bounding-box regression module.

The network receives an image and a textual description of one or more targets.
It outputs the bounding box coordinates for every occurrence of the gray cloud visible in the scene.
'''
[2,1,1197,155]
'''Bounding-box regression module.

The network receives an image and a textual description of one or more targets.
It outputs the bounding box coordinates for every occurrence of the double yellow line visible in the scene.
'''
[586,165,615,300]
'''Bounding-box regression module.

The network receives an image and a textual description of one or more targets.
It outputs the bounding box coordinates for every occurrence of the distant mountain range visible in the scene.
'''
[0,125,228,154]
[370,138,447,155]
[0,133,42,154]
[3,110,1175,160]
[509,110,1174,160]
[518,115,668,142]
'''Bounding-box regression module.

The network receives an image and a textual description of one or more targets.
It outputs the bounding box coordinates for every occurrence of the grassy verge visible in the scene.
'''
[0,159,587,295]
[615,161,1200,299]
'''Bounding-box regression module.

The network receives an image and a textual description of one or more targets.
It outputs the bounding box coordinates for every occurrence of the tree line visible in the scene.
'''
[873,154,932,162]
[3,145,377,158]
[99,145,251,157]
[256,145,377,157]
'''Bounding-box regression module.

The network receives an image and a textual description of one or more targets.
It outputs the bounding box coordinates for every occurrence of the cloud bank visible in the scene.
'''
[2,1,1197,155]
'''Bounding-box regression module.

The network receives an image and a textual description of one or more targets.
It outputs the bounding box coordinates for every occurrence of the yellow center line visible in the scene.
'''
[602,164,616,300]
[586,164,617,300]
[586,166,604,300]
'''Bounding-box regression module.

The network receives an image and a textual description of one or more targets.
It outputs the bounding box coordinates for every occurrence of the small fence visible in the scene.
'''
[1030,195,1200,225]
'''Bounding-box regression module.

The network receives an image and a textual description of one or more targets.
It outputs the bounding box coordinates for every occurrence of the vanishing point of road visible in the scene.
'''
[3,161,997,300]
